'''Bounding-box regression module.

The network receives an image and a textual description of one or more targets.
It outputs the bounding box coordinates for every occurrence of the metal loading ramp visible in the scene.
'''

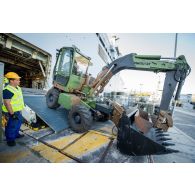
[23,95,69,133]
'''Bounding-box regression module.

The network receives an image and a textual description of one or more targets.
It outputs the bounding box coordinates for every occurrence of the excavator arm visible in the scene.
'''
[89,53,191,155]
[90,54,190,129]
[90,54,190,109]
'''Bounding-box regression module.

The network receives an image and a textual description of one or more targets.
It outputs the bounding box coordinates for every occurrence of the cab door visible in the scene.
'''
[53,48,73,86]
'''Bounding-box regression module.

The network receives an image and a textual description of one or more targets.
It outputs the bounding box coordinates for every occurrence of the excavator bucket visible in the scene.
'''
[117,112,178,156]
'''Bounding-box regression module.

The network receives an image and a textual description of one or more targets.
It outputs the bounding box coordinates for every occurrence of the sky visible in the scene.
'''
[108,33,195,94]
[16,33,195,94]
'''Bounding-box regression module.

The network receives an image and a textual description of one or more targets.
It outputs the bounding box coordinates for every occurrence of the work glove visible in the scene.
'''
[9,113,19,120]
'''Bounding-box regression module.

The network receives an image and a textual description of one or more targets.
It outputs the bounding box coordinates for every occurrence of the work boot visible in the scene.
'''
[7,141,16,147]
[16,134,24,139]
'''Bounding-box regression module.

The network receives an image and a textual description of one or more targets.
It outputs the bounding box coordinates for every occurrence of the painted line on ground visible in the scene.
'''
[175,123,195,127]
[175,109,195,117]
[174,126,195,144]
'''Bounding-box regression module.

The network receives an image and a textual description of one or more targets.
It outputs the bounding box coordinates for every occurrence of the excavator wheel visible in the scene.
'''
[68,104,93,133]
[46,88,60,109]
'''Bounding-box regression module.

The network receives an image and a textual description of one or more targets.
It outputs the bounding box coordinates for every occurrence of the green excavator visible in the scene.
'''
[46,46,191,155]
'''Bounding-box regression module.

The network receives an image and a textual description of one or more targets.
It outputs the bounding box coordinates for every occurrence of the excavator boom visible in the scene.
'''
[90,53,190,111]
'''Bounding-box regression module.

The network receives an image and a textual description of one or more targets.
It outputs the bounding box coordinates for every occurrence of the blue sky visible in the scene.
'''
[108,33,195,94]
[16,33,195,94]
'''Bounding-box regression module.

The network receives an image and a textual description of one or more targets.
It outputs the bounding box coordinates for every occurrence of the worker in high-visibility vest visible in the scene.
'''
[2,72,25,146]
[1,77,9,128]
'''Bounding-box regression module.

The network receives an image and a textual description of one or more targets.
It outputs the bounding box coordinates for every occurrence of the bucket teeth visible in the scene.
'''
[157,137,172,142]
[155,128,163,132]
[156,133,169,137]
[117,114,178,156]
[162,142,175,146]
[165,148,179,153]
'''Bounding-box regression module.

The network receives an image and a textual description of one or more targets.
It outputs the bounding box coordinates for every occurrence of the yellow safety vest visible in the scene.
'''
[2,85,25,112]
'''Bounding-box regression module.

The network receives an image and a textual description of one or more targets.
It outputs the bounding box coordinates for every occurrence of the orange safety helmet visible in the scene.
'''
[5,72,21,79]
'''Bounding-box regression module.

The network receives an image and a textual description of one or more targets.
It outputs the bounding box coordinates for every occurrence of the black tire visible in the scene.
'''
[46,88,60,109]
[68,104,93,133]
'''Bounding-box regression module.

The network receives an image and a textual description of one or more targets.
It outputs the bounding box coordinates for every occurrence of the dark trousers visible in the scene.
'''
[4,111,23,142]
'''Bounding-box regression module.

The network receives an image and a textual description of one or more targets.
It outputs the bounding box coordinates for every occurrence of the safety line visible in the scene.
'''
[20,130,85,163]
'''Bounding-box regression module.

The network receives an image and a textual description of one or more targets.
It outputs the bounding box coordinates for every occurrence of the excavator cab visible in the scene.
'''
[53,46,91,92]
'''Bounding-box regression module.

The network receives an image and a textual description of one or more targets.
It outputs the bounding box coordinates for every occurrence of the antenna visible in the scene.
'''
[174,33,178,58]
[172,33,179,114]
